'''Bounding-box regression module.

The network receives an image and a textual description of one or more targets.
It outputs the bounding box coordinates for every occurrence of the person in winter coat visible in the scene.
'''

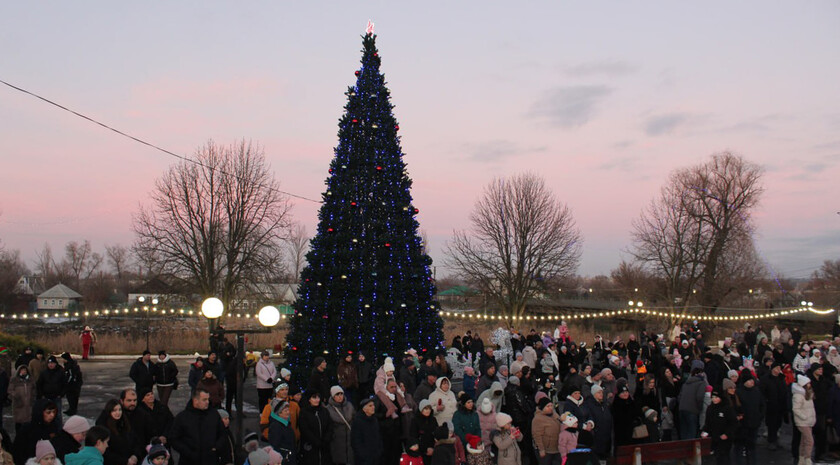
[557,414,578,459]
[793,346,811,375]
[326,386,354,465]
[808,364,831,462]
[60,353,82,417]
[452,393,481,448]
[430,425,457,465]
[610,384,639,448]
[12,365,36,430]
[28,351,47,386]
[298,392,333,465]
[491,413,522,465]
[410,400,438,465]
[187,357,204,391]
[428,377,457,426]
[139,442,169,465]
[267,400,297,465]
[136,389,172,442]
[337,353,359,405]
[261,383,301,442]
[37,357,66,423]
[51,415,89,462]
[677,361,708,439]
[196,369,225,409]
[829,374,840,450]
[355,353,375,402]
[25,439,59,465]
[735,370,764,465]
[351,398,382,465]
[255,351,277,414]
[307,358,331,403]
[582,385,612,460]
[792,375,816,465]
[531,397,562,465]
[759,362,787,450]
[414,370,438,404]
[168,388,225,465]
[128,352,154,395]
[14,399,62,465]
[702,391,737,465]
[475,382,503,417]
[475,398,497,448]
[94,399,139,465]
[151,352,177,409]
[64,425,109,465]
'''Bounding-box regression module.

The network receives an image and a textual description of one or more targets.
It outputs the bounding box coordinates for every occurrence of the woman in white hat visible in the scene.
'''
[792,375,816,465]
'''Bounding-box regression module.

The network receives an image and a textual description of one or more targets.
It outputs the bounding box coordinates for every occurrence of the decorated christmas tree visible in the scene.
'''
[285,25,444,372]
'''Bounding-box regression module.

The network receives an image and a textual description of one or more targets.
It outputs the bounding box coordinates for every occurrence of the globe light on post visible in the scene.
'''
[258,305,281,327]
[202,297,224,319]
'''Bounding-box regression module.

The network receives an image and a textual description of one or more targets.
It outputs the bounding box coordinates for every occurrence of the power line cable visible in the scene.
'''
[0,78,322,204]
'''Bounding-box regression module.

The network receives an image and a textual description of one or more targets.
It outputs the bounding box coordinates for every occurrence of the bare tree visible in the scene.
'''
[106,244,133,281]
[286,224,309,282]
[63,240,103,289]
[445,172,582,319]
[133,139,293,315]
[0,249,29,310]
[630,152,765,311]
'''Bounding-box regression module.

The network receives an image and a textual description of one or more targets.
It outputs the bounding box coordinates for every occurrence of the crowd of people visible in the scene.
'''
[0,320,838,465]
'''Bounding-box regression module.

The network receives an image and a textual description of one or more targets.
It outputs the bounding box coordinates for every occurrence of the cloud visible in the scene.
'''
[529,85,612,127]
[563,61,637,78]
[596,156,638,172]
[465,140,547,162]
[644,112,692,136]
[720,114,788,134]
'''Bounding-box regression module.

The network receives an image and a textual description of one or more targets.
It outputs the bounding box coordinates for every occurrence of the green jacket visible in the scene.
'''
[452,407,481,446]
[65,446,104,465]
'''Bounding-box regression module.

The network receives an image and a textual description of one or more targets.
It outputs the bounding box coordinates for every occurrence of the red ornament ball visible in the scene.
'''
[355,70,360,76]
[352,119,358,123]
[395,125,400,130]
[350,202,357,206]
[384,243,391,247]
[328,228,334,232]
[376,166,383,170]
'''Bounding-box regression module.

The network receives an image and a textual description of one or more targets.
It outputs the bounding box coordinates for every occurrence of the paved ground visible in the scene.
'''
[3,360,838,465]
[2,357,263,443]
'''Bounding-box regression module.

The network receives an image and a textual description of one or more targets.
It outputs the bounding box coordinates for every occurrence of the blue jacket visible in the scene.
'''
[64,447,104,465]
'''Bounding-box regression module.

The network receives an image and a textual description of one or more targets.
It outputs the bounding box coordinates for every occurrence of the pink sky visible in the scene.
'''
[1,3,838,279]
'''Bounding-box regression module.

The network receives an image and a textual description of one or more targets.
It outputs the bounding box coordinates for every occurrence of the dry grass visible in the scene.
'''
[22,319,290,356]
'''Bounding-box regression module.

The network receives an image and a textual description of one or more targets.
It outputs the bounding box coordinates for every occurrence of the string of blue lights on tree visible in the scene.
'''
[285,29,444,374]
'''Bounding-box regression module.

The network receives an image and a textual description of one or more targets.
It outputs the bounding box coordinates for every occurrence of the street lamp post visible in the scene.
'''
[137,296,158,351]
[201,298,279,450]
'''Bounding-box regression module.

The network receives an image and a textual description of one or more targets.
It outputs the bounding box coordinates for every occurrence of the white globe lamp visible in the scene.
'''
[258,305,281,327]
[202,297,224,319]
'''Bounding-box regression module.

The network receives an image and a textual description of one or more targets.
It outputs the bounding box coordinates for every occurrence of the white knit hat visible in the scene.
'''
[591,384,603,396]
[383,357,395,373]
[480,397,493,414]
[562,414,578,428]
[495,412,512,428]
[330,385,344,398]
[797,375,811,387]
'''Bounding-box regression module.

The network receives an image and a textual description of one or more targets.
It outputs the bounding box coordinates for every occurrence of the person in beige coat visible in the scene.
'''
[531,397,562,464]
[792,375,816,465]
[10,365,36,429]
[428,377,458,426]
[491,412,522,465]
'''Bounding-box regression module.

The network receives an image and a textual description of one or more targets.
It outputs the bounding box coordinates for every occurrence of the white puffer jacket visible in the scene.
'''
[428,376,458,426]
[791,383,816,427]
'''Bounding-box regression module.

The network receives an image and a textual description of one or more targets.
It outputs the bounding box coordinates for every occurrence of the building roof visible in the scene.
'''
[438,285,477,297]
[38,283,83,299]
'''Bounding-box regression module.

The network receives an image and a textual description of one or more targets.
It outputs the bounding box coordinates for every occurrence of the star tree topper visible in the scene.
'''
[366,20,375,35]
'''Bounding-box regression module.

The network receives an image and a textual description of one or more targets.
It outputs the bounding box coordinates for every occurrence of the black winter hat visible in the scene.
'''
[434,425,450,440]
[537,397,552,410]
